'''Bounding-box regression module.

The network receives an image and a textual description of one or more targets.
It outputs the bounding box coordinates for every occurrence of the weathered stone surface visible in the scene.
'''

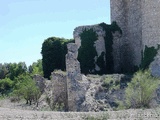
[43,79,53,109]
[142,0,160,49]
[111,0,160,72]
[33,74,46,93]
[28,1,160,112]
[51,71,68,110]
[80,74,131,112]
[66,43,84,111]
[150,50,160,77]
[73,24,106,72]
[74,24,106,50]
[111,0,142,72]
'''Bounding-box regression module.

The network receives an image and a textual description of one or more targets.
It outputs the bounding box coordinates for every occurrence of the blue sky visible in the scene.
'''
[0,0,110,66]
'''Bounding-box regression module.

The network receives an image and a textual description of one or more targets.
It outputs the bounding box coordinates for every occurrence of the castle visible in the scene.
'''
[73,0,160,75]
[40,0,160,112]
[66,0,160,111]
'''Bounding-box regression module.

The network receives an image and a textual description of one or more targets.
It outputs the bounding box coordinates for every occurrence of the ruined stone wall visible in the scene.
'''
[73,24,106,72]
[33,74,46,93]
[51,71,68,110]
[111,0,142,72]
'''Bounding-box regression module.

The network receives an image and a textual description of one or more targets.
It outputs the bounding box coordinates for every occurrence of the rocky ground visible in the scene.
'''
[0,74,159,119]
[0,106,159,120]
[0,96,160,119]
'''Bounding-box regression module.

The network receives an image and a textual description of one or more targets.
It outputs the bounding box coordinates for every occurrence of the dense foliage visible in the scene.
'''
[78,29,98,74]
[0,62,27,80]
[0,61,43,106]
[13,74,41,106]
[78,22,122,74]
[40,22,122,76]
[140,45,160,70]
[125,70,159,108]
[0,78,14,95]
[99,22,122,74]
[28,59,43,76]
[41,37,74,79]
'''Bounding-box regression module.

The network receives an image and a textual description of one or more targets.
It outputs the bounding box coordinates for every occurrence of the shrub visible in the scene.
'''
[102,76,120,91]
[13,75,41,106]
[0,78,14,95]
[125,70,159,108]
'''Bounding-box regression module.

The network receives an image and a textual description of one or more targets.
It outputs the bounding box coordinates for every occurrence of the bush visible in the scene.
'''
[125,70,159,108]
[0,78,14,95]
[13,75,41,106]
[102,76,120,91]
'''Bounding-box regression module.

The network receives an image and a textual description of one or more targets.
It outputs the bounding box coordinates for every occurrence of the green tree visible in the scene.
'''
[125,70,159,108]
[0,63,9,79]
[0,78,14,95]
[29,59,43,76]
[7,62,27,80]
[13,74,41,106]
[41,37,74,79]
[41,37,63,79]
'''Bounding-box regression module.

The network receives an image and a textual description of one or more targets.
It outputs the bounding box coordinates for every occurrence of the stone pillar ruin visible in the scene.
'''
[66,43,82,111]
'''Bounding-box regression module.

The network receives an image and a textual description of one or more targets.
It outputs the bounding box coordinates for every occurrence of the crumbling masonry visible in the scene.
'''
[73,0,160,74]
[50,0,160,112]
[66,43,85,111]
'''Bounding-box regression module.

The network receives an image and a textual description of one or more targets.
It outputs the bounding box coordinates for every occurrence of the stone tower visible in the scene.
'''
[111,0,160,72]
[110,0,142,72]
[141,0,160,49]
